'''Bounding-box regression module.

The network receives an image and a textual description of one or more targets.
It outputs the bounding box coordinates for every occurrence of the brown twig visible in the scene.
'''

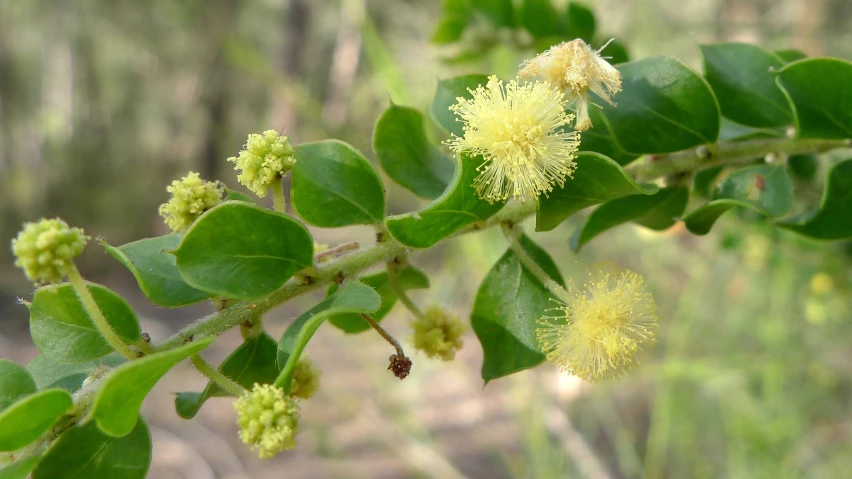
[360,313,411,379]
[315,241,360,262]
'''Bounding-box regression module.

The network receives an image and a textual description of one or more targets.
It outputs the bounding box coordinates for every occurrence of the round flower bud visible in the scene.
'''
[234,383,300,458]
[158,172,224,233]
[290,358,321,400]
[227,130,296,198]
[11,218,89,285]
[409,304,466,361]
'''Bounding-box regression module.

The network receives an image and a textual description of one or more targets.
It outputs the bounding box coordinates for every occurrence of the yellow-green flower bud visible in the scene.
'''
[290,358,321,400]
[234,383,300,458]
[11,218,89,285]
[158,172,224,233]
[227,130,296,197]
[409,304,466,361]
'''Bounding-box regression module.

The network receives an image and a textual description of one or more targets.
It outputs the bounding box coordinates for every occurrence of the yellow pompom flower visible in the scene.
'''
[536,269,657,382]
[234,383,300,458]
[228,130,296,197]
[519,39,622,131]
[11,218,90,285]
[289,358,321,400]
[158,172,224,233]
[409,304,466,361]
[446,76,580,203]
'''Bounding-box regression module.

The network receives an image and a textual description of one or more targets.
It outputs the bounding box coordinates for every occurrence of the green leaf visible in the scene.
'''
[693,165,725,198]
[472,235,563,382]
[326,265,430,333]
[718,117,785,141]
[777,159,852,239]
[385,155,505,248]
[103,235,211,307]
[562,2,595,42]
[0,389,73,451]
[174,333,280,419]
[0,456,40,479]
[699,42,793,128]
[275,282,380,393]
[602,56,720,154]
[27,354,125,392]
[86,337,214,437]
[570,185,689,251]
[291,140,386,227]
[173,201,313,300]
[224,188,255,203]
[521,0,558,37]
[600,38,629,64]
[578,108,638,165]
[29,283,141,363]
[775,49,807,63]
[32,416,150,479]
[471,0,513,28]
[776,58,852,139]
[788,154,818,179]
[0,360,36,412]
[373,105,455,199]
[536,152,658,231]
[683,164,794,235]
[430,74,490,137]
[431,0,470,45]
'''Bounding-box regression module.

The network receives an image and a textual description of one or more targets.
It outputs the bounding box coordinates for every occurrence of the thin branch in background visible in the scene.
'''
[323,0,364,127]
[315,241,360,262]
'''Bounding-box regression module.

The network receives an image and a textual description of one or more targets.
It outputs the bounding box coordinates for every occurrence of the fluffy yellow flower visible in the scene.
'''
[519,39,622,131]
[158,172,224,232]
[11,218,89,285]
[536,269,657,382]
[446,76,580,203]
[227,130,296,197]
[409,304,466,361]
[234,383,300,458]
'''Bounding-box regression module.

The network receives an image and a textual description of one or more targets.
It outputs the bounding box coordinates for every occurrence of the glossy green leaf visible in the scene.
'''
[777,158,852,239]
[0,360,36,412]
[570,185,689,251]
[431,0,470,44]
[373,105,455,199]
[0,456,40,479]
[684,164,794,235]
[775,49,807,63]
[173,201,313,300]
[430,74,490,137]
[175,333,280,419]
[29,283,141,363]
[521,0,558,37]
[472,235,563,382]
[32,416,150,479]
[326,265,430,333]
[718,117,785,141]
[385,155,505,248]
[578,108,638,165]
[788,154,818,179]
[0,389,73,451]
[291,140,386,227]
[700,43,793,128]
[103,235,211,307]
[776,58,852,139]
[224,188,255,203]
[563,2,595,42]
[536,152,658,231]
[86,337,213,437]
[471,0,513,28]
[27,354,124,392]
[275,282,380,393]
[601,56,720,154]
[693,165,725,198]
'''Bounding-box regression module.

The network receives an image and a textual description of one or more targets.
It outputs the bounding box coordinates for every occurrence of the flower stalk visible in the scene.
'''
[190,354,247,396]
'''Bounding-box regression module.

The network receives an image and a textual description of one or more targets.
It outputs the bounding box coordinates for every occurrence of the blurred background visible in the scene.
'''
[1,0,851,477]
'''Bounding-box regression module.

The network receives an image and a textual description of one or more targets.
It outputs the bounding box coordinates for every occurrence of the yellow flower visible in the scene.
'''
[290,358,321,400]
[409,304,466,361]
[158,172,224,233]
[11,218,89,285]
[446,76,580,203]
[536,269,657,382]
[519,39,622,131]
[234,383,300,458]
[228,130,296,197]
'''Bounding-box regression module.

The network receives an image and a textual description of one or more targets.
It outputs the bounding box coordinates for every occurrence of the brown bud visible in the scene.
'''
[388,354,412,380]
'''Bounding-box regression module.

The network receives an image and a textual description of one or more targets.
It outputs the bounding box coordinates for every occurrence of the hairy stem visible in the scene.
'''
[190,354,247,396]
[272,176,286,213]
[360,313,405,358]
[501,222,571,303]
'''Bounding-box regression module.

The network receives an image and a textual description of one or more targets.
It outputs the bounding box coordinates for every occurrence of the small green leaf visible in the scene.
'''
[86,337,214,437]
[0,456,40,479]
[0,389,73,451]
[32,416,151,479]
[29,283,141,363]
[431,0,470,44]
[471,0,513,28]
[373,105,455,199]
[224,188,255,203]
[788,154,818,179]
[684,164,794,235]
[536,152,658,231]
[718,117,785,141]
[291,140,386,227]
[775,49,807,63]
[521,0,558,37]
[275,282,380,393]
[472,235,563,382]
[0,360,36,412]
[777,158,852,239]
[599,39,629,64]
[578,108,638,165]
[27,354,125,392]
[700,42,793,128]
[326,265,430,333]
[570,186,689,251]
[385,155,505,248]
[563,2,595,42]
[430,74,490,137]
[693,165,725,198]
[175,333,280,419]
[173,201,313,300]
[602,56,720,154]
[103,235,211,307]
[776,58,852,139]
